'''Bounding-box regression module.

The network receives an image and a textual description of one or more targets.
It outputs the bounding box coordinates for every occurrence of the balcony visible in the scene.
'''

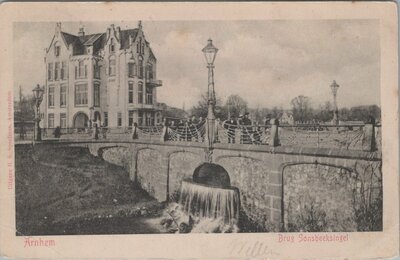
[145,78,162,87]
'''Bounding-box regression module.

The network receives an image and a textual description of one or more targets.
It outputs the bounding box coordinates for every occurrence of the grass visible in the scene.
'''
[15,144,163,235]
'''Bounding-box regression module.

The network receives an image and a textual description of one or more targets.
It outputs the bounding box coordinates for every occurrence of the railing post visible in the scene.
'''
[161,125,168,142]
[132,124,138,140]
[270,118,280,147]
[362,116,376,151]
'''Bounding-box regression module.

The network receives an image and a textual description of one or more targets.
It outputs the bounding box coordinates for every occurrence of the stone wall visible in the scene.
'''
[136,148,167,201]
[101,147,131,171]
[283,161,382,232]
[217,156,281,231]
[168,151,203,200]
[283,164,357,232]
[82,140,382,231]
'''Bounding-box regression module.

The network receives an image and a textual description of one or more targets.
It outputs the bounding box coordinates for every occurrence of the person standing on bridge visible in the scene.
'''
[224,117,237,144]
[132,122,138,139]
[241,112,252,144]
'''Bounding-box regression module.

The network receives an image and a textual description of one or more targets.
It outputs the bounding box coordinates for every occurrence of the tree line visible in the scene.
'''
[189,92,381,124]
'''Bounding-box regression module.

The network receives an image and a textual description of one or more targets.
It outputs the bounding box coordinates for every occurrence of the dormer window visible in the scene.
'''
[110,38,115,53]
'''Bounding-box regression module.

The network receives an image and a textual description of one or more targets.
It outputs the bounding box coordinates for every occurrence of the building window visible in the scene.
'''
[129,111,134,127]
[117,112,122,126]
[54,43,60,57]
[48,63,53,81]
[48,86,55,107]
[94,83,100,107]
[60,85,67,107]
[75,83,88,106]
[146,112,154,126]
[54,62,60,80]
[60,113,66,128]
[138,38,143,54]
[128,63,136,77]
[110,38,115,53]
[109,56,116,76]
[104,112,108,127]
[146,63,153,79]
[84,65,87,78]
[138,58,143,79]
[48,113,54,128]
[138,111,143,126]
[138,83,143,104]
[128,82,134,104]
[75,60,85,79]
[61,61,67,80]
[94,63,101,79]
[145,86,153,105]
[141,43,145,54]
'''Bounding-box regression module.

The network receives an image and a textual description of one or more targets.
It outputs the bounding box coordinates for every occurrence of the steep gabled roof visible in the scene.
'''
[61,32,80,46]
[119,28,139,49]
[81,33,103,46]
[49,27,150,56]
[149,47,157,61]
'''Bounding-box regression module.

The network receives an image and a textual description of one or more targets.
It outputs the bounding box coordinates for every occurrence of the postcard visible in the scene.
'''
[0,2,398,259]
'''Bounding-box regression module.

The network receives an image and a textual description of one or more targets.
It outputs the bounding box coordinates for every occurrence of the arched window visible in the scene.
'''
[141,43,145,54]
[110,38,115,52]
[109,56,116,76]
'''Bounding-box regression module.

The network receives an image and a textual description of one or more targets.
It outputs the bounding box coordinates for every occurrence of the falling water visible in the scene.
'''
[179,180,240,225]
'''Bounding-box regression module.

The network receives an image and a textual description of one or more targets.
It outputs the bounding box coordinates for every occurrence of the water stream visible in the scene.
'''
[179,179,240,225]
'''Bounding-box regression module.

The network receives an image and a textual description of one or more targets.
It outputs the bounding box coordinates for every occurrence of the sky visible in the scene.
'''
[13,20,380,109]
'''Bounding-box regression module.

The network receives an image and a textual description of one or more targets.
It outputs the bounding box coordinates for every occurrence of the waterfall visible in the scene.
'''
[179,180,240,225]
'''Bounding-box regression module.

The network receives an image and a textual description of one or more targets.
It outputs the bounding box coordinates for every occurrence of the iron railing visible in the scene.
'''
[17,121,381,152]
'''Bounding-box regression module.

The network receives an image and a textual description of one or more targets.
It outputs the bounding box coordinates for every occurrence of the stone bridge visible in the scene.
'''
[64,138,382,232]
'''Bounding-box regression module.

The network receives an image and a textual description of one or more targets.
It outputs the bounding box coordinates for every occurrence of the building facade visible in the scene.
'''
[41,22,162,130]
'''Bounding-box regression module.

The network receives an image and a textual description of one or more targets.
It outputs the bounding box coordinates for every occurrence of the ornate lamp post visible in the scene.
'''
[202,39,218,154]
[330,80,340,125]
[32,84,44,141]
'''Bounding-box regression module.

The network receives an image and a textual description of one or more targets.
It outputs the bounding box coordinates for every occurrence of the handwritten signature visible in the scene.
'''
[228,239,279,258]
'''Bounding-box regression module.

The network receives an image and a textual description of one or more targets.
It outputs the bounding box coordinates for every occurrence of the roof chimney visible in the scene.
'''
[116,26,121,39]
[55,22,61,34]
[78,26,85,37]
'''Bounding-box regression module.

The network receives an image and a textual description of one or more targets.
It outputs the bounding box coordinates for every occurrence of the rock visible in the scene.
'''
[140,208,148,216]
[179,222,192,233]
[162,218,173,228]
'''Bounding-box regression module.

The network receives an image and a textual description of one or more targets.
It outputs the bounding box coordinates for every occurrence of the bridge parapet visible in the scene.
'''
[38,119,381,153]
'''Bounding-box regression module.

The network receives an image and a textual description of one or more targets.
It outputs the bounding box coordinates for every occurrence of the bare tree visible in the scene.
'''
[290,95,313,122]
[225,94,248,118]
